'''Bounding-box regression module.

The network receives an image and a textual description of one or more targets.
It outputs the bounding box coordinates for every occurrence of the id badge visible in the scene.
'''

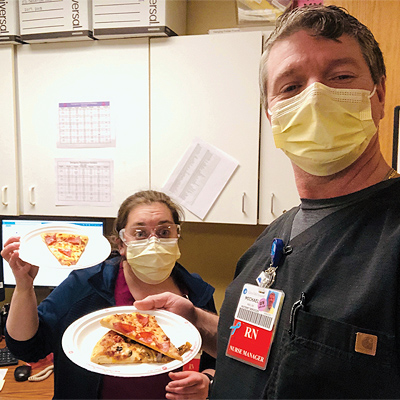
[226,284,284,370]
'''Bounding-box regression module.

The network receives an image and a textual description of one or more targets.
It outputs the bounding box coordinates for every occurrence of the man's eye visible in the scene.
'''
[332,74,355,82]
[282,84,299,93]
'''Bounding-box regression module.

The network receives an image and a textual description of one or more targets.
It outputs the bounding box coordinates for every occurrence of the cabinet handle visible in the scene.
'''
[270,192,275,214]
[241,192,246,214]
[1,186,8,206]
[29,185,36,206]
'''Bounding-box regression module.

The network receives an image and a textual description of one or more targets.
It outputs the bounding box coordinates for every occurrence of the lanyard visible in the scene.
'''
[257,238,286,288]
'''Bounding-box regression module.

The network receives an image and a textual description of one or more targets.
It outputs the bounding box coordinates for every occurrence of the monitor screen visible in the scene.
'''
[1,216,107,287]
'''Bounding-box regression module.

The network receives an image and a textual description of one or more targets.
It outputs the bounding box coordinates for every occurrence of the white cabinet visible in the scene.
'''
[258,111,300,225]
[16,39,150,217]
[150,32,262,224]
[0,46,19,216]
[7,32,298,224]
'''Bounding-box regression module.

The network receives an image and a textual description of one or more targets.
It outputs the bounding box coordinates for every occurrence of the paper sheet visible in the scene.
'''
[55,159,113,206]
[0,369,7,391]
[162,138,239,220]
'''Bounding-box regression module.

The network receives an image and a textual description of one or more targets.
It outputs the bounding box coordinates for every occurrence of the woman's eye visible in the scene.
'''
[158,229,171,238]
[135,230,147,239]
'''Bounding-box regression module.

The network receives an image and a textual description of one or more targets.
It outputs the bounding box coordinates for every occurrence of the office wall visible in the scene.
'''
[187,0,238,34]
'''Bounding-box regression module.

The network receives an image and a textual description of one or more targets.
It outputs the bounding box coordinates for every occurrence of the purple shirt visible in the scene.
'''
[100,262,172,399]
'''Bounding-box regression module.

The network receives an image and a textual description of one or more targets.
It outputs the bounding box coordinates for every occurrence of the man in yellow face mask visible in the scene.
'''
[260,7,398,194]
[135,5,400,399]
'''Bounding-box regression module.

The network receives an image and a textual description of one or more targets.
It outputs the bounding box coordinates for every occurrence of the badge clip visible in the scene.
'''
[257,238,284,288]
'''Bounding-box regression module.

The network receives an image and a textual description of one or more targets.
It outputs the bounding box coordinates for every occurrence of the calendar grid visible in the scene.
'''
[58,102,114,148]
[56,159,113,206]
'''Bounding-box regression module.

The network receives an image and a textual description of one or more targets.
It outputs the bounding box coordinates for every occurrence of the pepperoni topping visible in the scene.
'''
[58,248,72,257]
[157,341,170,352]
[136,314,149,327]
[67,236,82,245]
[156,340,171,352]
[44,234,57,245]
[136,331,155,344]
[113,322,136,335]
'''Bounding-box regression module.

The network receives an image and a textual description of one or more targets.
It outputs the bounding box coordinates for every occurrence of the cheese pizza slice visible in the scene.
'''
[41,232,89,266]
[90,329,192,364]
[100,312,183,361]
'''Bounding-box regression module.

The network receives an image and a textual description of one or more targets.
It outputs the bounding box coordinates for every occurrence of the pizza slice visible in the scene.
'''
[100,312,183,361]
[90,329,192,364]
[41,232,89,266]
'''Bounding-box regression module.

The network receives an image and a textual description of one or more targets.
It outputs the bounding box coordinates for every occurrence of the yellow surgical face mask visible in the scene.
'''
[126,237,181,285]
[268,82,377,176]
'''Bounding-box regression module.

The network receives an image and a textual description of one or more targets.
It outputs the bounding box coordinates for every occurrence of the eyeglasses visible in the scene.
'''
[119,224,181,243]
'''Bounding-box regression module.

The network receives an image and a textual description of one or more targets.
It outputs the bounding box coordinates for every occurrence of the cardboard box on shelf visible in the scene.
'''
[0,0,23,44]
[92,0,186,39]
[19,0,93,43]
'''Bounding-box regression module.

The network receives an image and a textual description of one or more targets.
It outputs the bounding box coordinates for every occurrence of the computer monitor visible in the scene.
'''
[1,216,107,288]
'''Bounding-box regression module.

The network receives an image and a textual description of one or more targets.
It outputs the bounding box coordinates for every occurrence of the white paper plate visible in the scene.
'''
[62,306,202,377]
[19,224,111,269]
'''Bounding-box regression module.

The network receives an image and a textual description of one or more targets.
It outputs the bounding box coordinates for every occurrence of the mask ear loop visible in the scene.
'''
[368,85,377,99]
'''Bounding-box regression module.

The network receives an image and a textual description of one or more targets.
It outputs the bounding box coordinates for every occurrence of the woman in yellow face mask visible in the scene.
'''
[116,193,183,286]
[3,190,216,400]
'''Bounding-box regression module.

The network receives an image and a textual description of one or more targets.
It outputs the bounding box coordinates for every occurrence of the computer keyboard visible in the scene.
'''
[0,347,19,367]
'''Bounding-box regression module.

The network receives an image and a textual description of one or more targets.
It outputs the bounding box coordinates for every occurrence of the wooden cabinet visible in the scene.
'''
[0,46,19,216]
[16,39,150,217]
[150,31,263,224]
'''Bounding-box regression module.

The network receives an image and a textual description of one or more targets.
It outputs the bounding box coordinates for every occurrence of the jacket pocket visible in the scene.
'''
[267,309,400,399]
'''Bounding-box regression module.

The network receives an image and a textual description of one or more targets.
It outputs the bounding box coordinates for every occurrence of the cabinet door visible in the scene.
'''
[150,32,262,224]
[258,112,300,224]
[16,39,149,217]
[0,46,18,215]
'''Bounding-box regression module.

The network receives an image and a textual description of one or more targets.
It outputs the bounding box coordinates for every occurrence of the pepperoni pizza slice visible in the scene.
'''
[90,329,191,364]
[100,312,183,361]
[40,232,89,266]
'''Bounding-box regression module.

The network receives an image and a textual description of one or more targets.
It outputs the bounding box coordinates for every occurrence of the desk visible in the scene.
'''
[0,341,53,399]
